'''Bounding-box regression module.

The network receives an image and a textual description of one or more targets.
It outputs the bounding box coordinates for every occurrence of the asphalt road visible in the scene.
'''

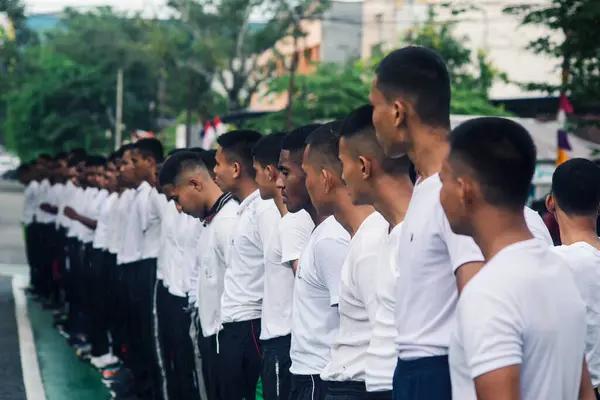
[0,182,27,266]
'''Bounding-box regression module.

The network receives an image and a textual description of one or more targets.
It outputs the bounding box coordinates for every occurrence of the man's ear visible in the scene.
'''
[358,156,372,180]
[322,168,334,194]
[232,161,241,179]
[190,177,203,192]
[546,194,555,214]
[393,99,407,129]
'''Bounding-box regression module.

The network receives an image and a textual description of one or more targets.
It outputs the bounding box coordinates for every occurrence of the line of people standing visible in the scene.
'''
[19,45,600,400]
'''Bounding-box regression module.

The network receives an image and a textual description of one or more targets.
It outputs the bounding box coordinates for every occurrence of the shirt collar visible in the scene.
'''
[237,189,260,215]
[203,192,234,225]
[136,181,150,192]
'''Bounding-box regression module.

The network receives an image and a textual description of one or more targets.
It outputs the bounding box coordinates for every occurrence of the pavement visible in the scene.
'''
[0,184,109,400]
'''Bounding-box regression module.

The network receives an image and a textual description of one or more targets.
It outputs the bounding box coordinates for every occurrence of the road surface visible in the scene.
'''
[0,184,109,400]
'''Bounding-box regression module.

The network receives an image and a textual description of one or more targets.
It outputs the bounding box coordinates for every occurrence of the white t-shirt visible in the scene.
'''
[261,210,314,340]
[80,188,108,243]
[157,200,179,282]
[72,187,99,240]
[166,213,198,298]
[449,239,586,400]
[290,216,351,375]
[56,180,76,229]
[23,181,40,225]
[365,222,403,392]
[321,212,389,382]
[196,200,240,337]
[395,174,485,359]
[220,190,280,323]
[117,184,148,264]
[108,189,135,254]
[47,183,64,224]
[66,187,86,238]
[93,192,118,250]
[34,179,52,223]
[141,188,168,260]
[524,206,553,246]
[184,218,204,302]
[553,242,600,387]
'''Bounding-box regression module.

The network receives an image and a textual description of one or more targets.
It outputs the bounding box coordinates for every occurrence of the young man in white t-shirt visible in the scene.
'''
[334,104,414,400]
[439,117,594,400]
[370,46,486,400]
[161,150,239,400]
[252,132,315,400]
[283,122,350,400]
[547,158,600,397]
[214,130,280,400]
[317,111,390,400]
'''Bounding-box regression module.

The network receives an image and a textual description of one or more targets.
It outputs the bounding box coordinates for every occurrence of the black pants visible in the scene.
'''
[324,381,367,400]
[217,318,262,400]
[261,335,292,400]
[38,223,58,302]
[160,291,200,400]
[289,374,328,400]
[66,237,85,334]
[88,248,110,357]
[392,356,451,400]
[105,253,123,358]
[24,224,38,290]
[365,391,392,400]
[198,333,220,400]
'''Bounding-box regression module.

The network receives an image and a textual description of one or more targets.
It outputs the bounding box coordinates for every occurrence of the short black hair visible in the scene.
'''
[68,154,87,168]
[200,150,217,173]
[69,148,87,158]
[159,150,208,187]
[216,129,263,177]
[552,158,600,216]
[306,120,345,177]
[168,148,186,157]
[448,117,536,210]
[340,104,411,176]
[252,132,286,168]
[86,155,107,167]
[134,138,164,163]
[376,46,451,129]
[188,147,206,154]
[282,124,322,153]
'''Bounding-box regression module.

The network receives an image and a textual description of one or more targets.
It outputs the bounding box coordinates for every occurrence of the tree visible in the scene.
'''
[504,0,600,102]
[4,50,110,160]
[170,0,330,113]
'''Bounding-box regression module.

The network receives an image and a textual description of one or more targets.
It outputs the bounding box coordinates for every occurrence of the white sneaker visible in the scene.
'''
[91,353,117,369]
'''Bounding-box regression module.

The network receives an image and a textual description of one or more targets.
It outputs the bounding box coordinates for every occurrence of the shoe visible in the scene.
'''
[92,353,119,369]
[75,343,92,360]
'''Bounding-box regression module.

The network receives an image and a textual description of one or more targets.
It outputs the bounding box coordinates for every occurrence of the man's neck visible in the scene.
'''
[206,185,224,211]
[556,213,600,249]
[410,127,449,179]
[372,175,412,227]
[471,207,533,261]
[332,191,375,237]
[273,192,287,217]
[234,179,258,202]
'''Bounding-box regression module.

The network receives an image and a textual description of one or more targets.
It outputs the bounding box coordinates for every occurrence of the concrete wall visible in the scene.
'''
[321,1,363,63]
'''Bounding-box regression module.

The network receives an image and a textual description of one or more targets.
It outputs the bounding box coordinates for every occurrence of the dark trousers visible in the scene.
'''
[66,237,86,334]
[198,333,220,400]
[159,290,200,400]
[392,356,451,400]
[365,391,392,400]
[289,374,328,400]
[324,381,367,400]
[38,223,58,302]
[88,248,110,357]
[217,318,263,400]
[105,253,123,358]
[24,224,38,289]
[261,335,292,400]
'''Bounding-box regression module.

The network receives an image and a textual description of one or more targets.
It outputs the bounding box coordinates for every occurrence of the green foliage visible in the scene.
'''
[504,0,600,101]
[4,50,110,160]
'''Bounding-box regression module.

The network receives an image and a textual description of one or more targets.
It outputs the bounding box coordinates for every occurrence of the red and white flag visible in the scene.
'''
[202,121,215,150]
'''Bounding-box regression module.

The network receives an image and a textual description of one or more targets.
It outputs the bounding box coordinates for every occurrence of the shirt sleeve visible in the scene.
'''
[255,206,280,257]
[314,237,349,306]
[441,211,484,273]
[281,213,314,266]
[458,288,523,379]
[524,207,554,246]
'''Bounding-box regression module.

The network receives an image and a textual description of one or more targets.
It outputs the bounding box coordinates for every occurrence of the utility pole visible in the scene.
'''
[115,68,123,150]
[185,70,193,147]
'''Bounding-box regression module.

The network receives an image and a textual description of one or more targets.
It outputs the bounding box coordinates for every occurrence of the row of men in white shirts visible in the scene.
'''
[24,45,600,400]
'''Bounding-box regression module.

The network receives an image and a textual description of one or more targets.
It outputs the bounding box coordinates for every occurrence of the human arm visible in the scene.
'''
[64,206,98,230]
[40,203,58,214]
[579,358,595,400]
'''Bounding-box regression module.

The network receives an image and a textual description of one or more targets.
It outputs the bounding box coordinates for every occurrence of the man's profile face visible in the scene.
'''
[278,149,311,213]
[213,147,236,193]
[370,77,410,158]
[253,159,275,200]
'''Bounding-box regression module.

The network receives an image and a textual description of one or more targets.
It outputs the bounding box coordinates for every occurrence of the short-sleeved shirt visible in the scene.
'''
[290,215,350,375]
[22,181,40,225]
[321,212,389,382]
[449,239,586,400]
[261,210,314,340]
[93,192,118,250]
